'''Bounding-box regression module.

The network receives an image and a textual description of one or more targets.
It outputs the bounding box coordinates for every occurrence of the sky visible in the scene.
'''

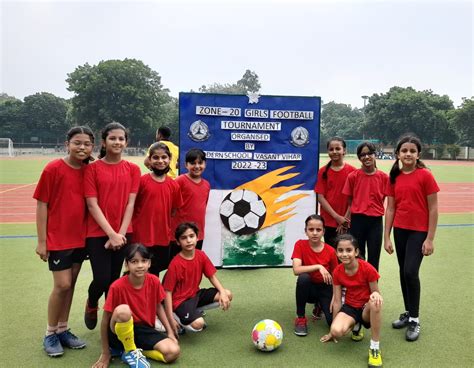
[1,0,472,108]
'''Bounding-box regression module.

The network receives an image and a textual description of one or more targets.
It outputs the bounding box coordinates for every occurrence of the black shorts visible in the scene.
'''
[340,304,371,329]
[48,248,87,271]
[108,324,167,351]
[175,288,218,325]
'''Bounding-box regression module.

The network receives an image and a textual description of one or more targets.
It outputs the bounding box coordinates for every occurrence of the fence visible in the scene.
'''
[4,143,146,157]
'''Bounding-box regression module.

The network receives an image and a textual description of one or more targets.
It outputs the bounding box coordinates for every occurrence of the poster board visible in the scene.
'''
[179,92,320,267]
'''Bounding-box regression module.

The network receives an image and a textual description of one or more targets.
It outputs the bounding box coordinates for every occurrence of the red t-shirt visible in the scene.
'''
[104,273,166,327]
[343,169,389,217]
[84,160,141,237]
[132,174,183,246]
[33,159,87,251]
[386,168,440,232]
[171,175,210,241]
[333,259,380,308]
[163,249,217,310]
[291,239,338,284]
[314,163,356,227]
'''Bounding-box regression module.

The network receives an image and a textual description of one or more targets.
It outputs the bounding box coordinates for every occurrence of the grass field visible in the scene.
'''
[0,156,473,367]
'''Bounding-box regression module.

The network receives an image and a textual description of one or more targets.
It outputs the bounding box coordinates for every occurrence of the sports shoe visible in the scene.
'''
[197,302,220,317]
[311,304,323,321]
[294,316,308,336]
[368,348,383,367]
[121,349,151,368]
[43,333,64,357]
[84,299,98,330]
[57,329,86,349]
[406,321,421,341]
[392,312,409,329]
[172,313,186,335]
[154,317,166,333]
[200,301,220,311]
[351,322,364,341]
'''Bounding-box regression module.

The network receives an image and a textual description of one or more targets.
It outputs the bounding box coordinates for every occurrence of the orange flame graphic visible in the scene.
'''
[236,166,309,229]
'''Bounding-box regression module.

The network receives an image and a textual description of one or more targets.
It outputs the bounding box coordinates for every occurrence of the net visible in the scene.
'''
[0,138,14,157]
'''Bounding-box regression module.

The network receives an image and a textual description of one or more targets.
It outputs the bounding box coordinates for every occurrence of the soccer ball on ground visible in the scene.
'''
[251,319,283,352]
[219,189,266,235]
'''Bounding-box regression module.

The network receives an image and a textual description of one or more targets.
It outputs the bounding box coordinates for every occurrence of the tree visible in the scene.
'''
[199,69,261,94]
[0,98,25,142]
[236,70,261,93]
[449,97,474,146]
[363,87,456,145]
[160,96,179,144]
[67,59,173,145]
[22,92,69,143]
[0,93,18,104]
[446,144,461,160]
[321,101,364,142]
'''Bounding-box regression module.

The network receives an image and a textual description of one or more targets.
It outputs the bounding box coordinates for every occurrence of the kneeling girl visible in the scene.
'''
[321,234,383,367]
[93,244,179,368]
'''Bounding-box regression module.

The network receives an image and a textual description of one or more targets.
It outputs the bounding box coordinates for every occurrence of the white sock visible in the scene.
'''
[46,325,58,336]
[408,317,419,323]
[370,339,380,350]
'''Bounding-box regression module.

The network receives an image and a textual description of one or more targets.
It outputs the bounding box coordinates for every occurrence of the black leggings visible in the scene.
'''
[324,227,338,249]
[86,236,131,308]
[149,245,170,276]
[295,273,333,326]
[393,228,426,318]
[349,214,383,270]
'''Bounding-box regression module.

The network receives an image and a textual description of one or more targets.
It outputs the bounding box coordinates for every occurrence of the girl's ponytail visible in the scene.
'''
[416,158,427,169]
[98,146,107,159]
[322,160,332,180]
[389,159,401,184]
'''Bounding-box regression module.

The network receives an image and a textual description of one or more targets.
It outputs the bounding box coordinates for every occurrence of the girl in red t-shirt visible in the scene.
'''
[92,244,179,368]
[132,142,182,275]
[343,142,389,270]
[170,148,211,254]
[321,234,383,367]
[164,223,232,335]
[34,126,94,357]
[291,214,338,336]
[314,137,356,247]
[384,135,439,342]
[84,122,141,330]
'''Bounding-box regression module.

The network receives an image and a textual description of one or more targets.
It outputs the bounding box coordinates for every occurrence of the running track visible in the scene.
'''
[0,182,472,224]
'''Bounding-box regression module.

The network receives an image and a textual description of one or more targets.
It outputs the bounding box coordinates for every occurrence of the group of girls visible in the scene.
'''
[295,135,438,366]
[35,122,206,363]
[35,123,439,366]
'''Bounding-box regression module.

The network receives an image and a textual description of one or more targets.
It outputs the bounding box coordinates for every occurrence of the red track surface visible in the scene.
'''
[0,182,472,224]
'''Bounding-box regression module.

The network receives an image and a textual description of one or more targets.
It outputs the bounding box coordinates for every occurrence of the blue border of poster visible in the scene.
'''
[179,93,321,190]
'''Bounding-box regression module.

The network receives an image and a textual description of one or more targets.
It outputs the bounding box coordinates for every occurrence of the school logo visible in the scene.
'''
[247,92,260,104]
[188,120,210,142]
[290,126,309,147]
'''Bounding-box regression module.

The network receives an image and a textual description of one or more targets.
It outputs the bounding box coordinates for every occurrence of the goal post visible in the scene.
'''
[0,138,14,157]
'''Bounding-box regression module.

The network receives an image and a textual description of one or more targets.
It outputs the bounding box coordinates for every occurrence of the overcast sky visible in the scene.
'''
[1,0,472,108]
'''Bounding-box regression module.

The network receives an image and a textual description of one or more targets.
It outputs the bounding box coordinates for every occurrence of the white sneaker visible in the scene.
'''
[173,313,205,333]
[154,316,166,332]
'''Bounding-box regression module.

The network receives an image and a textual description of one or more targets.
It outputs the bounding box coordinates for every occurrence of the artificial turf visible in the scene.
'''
[1,214,472,367]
